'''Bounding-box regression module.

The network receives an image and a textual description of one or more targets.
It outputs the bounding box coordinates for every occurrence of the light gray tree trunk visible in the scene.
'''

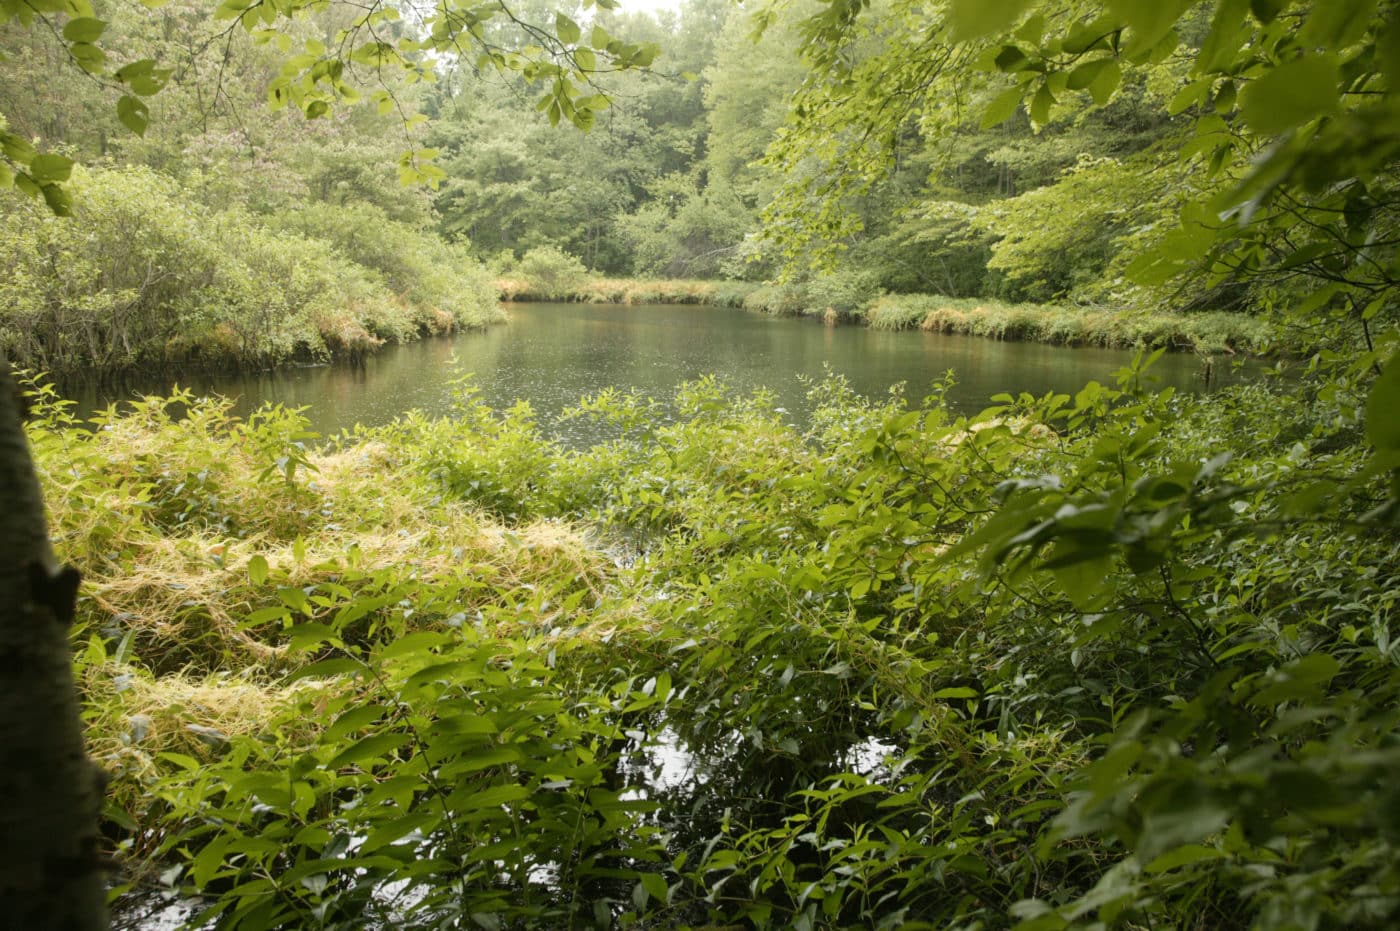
[0,360,107,930]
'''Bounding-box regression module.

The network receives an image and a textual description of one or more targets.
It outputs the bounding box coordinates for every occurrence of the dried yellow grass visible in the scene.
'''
[82,512,614,672]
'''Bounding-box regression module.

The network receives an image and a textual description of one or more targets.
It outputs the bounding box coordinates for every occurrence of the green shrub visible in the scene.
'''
[270,202,501,331]
[0,166,502,375]
[0,166,223,372]
[513,245,592,299]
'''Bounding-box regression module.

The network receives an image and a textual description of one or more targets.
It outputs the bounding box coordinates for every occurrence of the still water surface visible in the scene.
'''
[75,302,1249,443]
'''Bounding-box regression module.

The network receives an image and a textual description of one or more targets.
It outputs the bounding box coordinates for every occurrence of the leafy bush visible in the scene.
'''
[804,267,883,317]
[0,167,502,375]
[742,270,879,320]
[269,201,501,331]
[614,177,751,279]
[0,166,223,372]
[512,245,592,299]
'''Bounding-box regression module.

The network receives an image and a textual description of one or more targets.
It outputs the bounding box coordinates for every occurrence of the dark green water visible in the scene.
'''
[74,302,1252,443]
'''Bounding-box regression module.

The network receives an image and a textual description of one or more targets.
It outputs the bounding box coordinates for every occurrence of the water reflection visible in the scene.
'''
[69,303,1254,443]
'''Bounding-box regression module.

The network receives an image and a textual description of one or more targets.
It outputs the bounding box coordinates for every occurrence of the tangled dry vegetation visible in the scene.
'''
[26,385,630,832]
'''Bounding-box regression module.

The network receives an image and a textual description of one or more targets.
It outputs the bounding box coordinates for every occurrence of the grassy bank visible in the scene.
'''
[497,275,757,306]
[35,363,1396,928]
[499,274,1276,354]
[864,293,1275,354]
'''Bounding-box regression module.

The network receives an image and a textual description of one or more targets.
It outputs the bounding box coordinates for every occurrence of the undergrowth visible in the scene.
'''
[24,355,1399,929]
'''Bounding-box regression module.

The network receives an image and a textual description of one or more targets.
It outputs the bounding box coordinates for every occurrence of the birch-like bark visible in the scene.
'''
[0,361,107,930]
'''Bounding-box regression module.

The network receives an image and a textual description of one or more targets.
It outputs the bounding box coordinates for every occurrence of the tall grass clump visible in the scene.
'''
[572,278,758,306]
[866,293,1275,352]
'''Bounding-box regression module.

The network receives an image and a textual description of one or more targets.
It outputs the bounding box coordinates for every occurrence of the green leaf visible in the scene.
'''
[1,132,37,164]
[42,182,70,214]
[28,154,73,183]
[1299,0,1377,47]
[438,747,523,778]
[1087,59,1122,104]
[994,45,1030,71]
[115,59,170,96]
[68,41,105,73]
[14,173,42,198]
[1248,653,1342,708]
[322,705,386,743]
[284,657,366,683]
[1066,58,1112,91]
[241,605,288,626]
[359,811,437,853]
[1046,541,1114,611]
[1250,0,1285,24]
[1029,83,1054,124]
[1366,355,1400,451]
[1169,79,1210,114]
[1138,792,1230,862]
[62,16,104,42]
[556,13,580,45]
[1109,0,1191,58]
[117,95,149,135]
[948,0,1032,41]
[326,733,407,770]
[1239,54,1340,135]
[458,783,529,812]
[1143,844,1226,873]
[1197,0,1249,73]
[981,86,1024,128]
[640,872,668,902]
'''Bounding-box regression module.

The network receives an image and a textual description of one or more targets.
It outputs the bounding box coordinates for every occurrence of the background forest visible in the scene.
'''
[0,0,1275,377]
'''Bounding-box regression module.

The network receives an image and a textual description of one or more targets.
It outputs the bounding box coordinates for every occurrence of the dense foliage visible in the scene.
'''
[0,167,499,374]
[31,354,1393,929]
[2,0,1398,929]
[3,0,1336,344]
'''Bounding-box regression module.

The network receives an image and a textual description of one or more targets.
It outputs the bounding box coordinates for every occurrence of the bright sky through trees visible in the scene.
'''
[617,0,686,17]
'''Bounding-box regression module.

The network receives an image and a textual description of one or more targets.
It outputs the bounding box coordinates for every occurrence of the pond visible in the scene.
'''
[73,302,1255,443]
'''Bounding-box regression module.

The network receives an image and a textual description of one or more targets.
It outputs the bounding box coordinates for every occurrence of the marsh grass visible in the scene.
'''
[507,279,1278,354]
[497,275,757,306]
[865,293,1275,353]
[81,661,329,835]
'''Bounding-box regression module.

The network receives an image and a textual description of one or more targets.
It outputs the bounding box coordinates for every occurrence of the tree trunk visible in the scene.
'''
[0,361,107,930]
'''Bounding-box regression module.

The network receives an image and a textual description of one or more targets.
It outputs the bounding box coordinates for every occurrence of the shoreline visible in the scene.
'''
[497,277,1277,356]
